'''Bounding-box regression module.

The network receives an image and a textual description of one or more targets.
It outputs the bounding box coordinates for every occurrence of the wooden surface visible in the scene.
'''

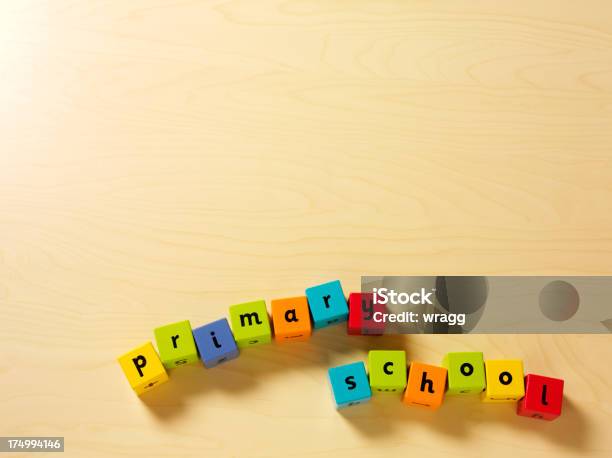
[1,1,612,456]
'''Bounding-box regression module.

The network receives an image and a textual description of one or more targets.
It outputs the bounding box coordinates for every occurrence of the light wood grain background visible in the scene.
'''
[1,1,612,456]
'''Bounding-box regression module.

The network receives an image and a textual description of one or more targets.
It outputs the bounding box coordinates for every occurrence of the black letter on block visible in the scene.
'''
[285,309,299,323]
[132,355,147,377]
[499,371,512,385]
[345,375,357,390]
[211,331,222,349]
[362,297,374,321]
[323,295,332,308]
[383,362,394,375]
[541,384,549,406]
[420,372,434,393]
[171,335,180,349]
[460,363,474,376]
[240,312,263,327]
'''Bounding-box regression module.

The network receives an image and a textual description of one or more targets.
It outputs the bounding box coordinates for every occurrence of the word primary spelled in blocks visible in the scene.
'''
[348,293,385,335]
[193,318,239,368]
[517,374,564,421]
[117,342,168,395]
[229,300,272,348]
[368,350,407,392]
[154,320,199,369]
[442,352,486,395]
[306,280,348,329]
[271,296,312,342]
[482,360,525,402]
[403,362,447,410]
[328,362,372,408]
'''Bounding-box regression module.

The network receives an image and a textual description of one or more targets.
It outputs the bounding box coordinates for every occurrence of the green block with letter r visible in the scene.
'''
[153,320,199,369]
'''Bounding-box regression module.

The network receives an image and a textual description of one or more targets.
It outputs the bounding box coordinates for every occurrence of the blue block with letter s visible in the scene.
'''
[328,361,372,408]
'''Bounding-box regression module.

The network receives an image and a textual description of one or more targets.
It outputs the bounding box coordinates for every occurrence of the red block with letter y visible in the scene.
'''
[347,292,385,335]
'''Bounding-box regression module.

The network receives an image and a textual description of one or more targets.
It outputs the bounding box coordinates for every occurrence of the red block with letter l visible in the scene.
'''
[517,374,564,421]
[347,292,385,335]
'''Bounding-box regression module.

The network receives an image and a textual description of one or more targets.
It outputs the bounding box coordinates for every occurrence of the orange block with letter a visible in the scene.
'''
[402,361,447,410]
[271,296,312,342]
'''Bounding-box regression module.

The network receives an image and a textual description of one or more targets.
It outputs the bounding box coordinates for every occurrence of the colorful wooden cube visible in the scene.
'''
[442,352,486,395]
[305,280,348,329]
[229,299,272,348]
[271,296,312,342]
[153,320,199,369]
[117,342,168,395]
[517,374,564,420]
[192,318,239,368]
[368,350,407,392]
[348,292,385,335]
[482,359,525,402]
[328,362,372,408]
[402,362,447,410]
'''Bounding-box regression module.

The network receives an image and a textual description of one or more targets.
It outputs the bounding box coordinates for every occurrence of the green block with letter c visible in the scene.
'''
[368,350,407,392]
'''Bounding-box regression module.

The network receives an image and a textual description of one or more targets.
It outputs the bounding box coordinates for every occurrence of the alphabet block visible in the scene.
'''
[402,362,447,410]
[305,280,348,329]
[154,320,199,369]
[229,300,272,348]
[271,296,312,342]
[442,352,486,395]
[368,350,407,392]
[328,362,372,408]
[348,293,385,335]
[117,342,168,395]
[482,360,525,402]
[517,374,564,420]
[192,318,239,368]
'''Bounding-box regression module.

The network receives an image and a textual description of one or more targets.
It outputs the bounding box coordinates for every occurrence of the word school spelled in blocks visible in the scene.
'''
[271,296,312,342]
[517,374,564,421]
[229,300,272,348]
[305,280,348,329]
[117,342,169,395]
[328,362,372,408]
[329,355,565,419]
[154,320,199,369]
[193,318,239,368]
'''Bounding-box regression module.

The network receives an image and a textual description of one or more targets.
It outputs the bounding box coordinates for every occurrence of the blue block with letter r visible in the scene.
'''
[305,280,348,329]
